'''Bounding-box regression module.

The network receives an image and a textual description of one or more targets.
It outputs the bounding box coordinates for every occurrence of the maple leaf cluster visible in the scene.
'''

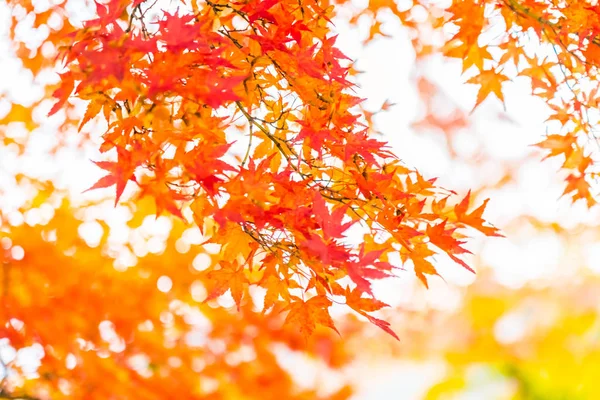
[438,0,600,205]
[338,0,600,206]
[11,0,499,342]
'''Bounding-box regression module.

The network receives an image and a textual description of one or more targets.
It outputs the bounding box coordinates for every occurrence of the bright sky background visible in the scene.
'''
[2,0,600,399]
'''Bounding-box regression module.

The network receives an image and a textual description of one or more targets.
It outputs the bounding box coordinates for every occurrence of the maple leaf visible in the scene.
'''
[345,286,398,340]
[286,20,311,45]
[78,92,114,131]
[48,72,74,116]
[426,220,474,273]
[466,70,508,111]
[137,180,188,219]
[284,295,339,339]
[362,313,400,341]
[341,129,392,165]
[205,261,248,310]
[262,273,300,312]
[345,286,389,313]
[462,44,494,73]
[413,257,439,289]
[85,147,142,206]
[535,134,577,159]
[82,0,126,28]
[346,246,393,295]
[564,173,596,207]
[301,234,349,267]
[242,0,279,23]
[312,192,354,239]
[185,143,237,197]
[454,191,502,237]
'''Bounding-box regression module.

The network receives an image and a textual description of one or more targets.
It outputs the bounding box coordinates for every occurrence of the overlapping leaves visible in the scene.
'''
[31,0,500,339]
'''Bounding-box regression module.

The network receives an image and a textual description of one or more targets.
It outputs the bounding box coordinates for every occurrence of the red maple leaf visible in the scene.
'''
[85,146,142,205]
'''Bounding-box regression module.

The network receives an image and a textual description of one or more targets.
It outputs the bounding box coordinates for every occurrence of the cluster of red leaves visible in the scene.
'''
[23,0,500,341]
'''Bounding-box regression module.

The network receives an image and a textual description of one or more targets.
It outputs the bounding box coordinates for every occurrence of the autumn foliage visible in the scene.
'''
[9,0,502,338]
[3,0,600,398]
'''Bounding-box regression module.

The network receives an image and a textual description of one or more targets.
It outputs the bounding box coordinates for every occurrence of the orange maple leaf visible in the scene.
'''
[467,70,508,111]
[205,261,248,310]
[284,296,339,339]
[345,287,399,340]
[454,191,502,237]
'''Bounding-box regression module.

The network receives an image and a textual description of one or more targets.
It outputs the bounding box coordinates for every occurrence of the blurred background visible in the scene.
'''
[2,0,599,399]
